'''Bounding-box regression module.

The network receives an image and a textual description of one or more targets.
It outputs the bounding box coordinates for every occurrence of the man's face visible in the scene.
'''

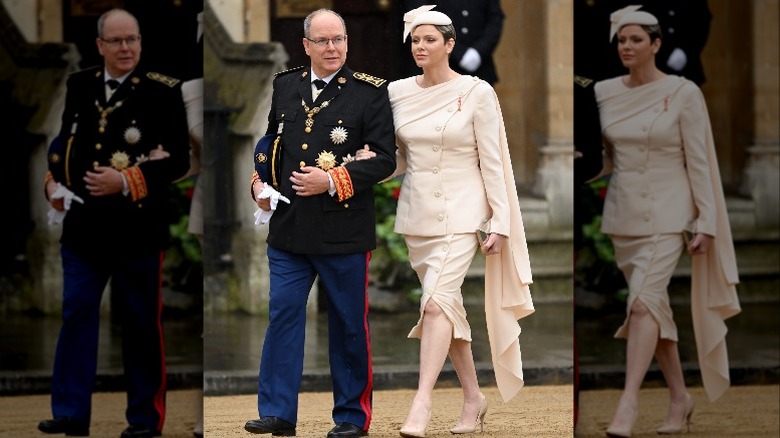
[97,12,141,78]
[303,12,348,78]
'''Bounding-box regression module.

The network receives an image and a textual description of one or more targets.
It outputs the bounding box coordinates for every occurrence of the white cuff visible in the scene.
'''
[327,173,336,197]
[121,172,129,196]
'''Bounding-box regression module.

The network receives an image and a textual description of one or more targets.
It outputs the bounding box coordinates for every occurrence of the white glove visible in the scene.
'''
[254,183,291,226]
[666,48,688,72]
[47,183,85,225]
[459,47,482,72]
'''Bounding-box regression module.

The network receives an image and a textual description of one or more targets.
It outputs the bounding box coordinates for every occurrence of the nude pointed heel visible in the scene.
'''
[400,410,431,438]
[656,394,694,434]
[450,393,488,434]
[605,402,637,437]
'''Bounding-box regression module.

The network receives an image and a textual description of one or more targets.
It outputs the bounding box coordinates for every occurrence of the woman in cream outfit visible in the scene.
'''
[591,7,740,437]
[384,6,534,438]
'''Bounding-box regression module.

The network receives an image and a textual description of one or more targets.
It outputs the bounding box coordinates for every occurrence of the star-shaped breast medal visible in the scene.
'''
[330,126,348,145]
[316,151,337,171]
[110,151,130,170]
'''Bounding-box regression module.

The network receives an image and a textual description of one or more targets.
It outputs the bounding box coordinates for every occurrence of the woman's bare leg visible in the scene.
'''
[449,339,481,426]
[402,299,453,430]
[608,299,660,432]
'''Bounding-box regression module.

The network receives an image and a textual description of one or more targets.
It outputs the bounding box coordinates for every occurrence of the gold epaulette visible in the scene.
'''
[574,75,594,88]
[275,66,306,76]
[146,72,181,87]
[353,72,386,87]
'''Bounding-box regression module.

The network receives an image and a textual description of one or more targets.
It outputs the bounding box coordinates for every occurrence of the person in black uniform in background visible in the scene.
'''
[243,8,396,438]
[39,8,190,438]
[402,0,505,85]
[635,0,711,85]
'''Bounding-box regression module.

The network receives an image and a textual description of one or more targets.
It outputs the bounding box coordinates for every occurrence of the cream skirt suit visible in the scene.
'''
[387,75,533,401]
[594,75,741,401]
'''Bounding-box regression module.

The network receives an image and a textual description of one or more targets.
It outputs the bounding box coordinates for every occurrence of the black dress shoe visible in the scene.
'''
[38,418,90,436]
[120,424,162,438]
[245,417,296,436]
[327,422,367,437]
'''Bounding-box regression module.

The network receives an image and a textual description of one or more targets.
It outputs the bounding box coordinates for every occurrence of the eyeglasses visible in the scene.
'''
[306,36,347,47]
[100,35,141,47]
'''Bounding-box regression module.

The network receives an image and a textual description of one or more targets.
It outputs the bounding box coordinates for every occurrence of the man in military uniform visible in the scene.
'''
[39,9,190,438]
[244,9,396,438]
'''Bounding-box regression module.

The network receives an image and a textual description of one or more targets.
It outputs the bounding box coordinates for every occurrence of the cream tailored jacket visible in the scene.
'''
[594,75,717,237]
[388,75,510,237]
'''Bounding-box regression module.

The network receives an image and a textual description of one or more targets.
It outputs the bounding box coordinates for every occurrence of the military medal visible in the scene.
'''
[315,151,337,171]
[329,126,348,145]
[110,151,130,170]
[124,126,141,144]
[301,97,336,134]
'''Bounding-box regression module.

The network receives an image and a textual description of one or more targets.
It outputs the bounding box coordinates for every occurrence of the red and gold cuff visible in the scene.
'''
[251,170,262,200]
[328,167,354,202]
[122,166,148,202]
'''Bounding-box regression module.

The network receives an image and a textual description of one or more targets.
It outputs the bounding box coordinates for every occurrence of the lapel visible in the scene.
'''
[314,66,350,104]
[103,69,143,105]
[108,81,125,104]
[298,71,314,107]
[94,70,108,105]
[108,71,141,105]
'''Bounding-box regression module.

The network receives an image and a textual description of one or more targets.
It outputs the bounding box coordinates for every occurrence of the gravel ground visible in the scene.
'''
[575,385,780,437]
[3,384,776,437]
[0,389,202,438]
[205,385,573,437]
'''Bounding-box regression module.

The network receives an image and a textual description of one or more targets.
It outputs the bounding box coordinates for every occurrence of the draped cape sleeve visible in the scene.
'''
[684,82,741,402]
[483,85,535,402]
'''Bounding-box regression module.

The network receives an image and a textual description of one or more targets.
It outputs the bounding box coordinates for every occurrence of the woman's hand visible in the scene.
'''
[355,145,376,160]
[149,144,170,160]
[481,233,506,256]
[688,233,713,255]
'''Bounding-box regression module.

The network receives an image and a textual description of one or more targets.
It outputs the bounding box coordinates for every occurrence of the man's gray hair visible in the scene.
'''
[97,8,139,38]
[303,9,347,38]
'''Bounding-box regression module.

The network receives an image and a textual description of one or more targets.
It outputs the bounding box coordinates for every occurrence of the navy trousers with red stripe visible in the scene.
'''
[51,245,167,431]
[259,246,373,430]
